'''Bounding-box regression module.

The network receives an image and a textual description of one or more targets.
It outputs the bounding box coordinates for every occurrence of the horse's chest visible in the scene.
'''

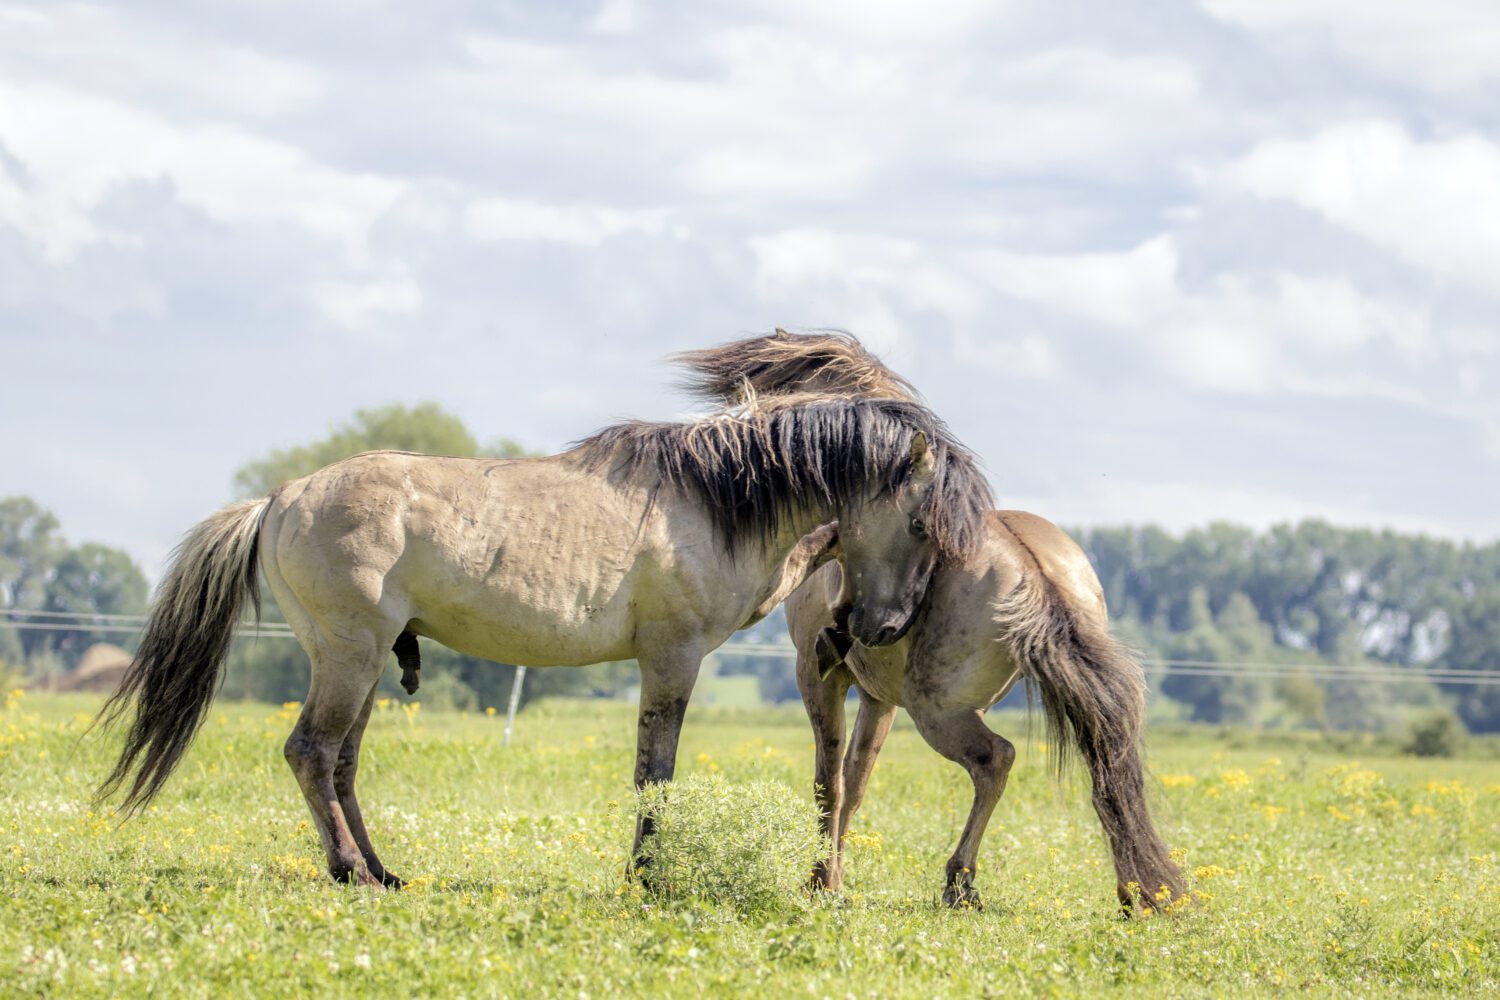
[847,644,910,706]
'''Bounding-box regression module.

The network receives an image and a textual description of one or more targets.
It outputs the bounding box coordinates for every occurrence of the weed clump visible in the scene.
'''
[637,773,827,912]
[1404,709,1466,758]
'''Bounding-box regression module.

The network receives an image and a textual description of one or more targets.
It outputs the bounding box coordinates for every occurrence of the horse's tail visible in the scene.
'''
[96,497,271,813]
[995,574,1185,912]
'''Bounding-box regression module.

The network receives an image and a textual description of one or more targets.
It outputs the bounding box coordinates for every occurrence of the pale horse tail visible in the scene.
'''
[96,497,271,813]
[994,576,1186,912]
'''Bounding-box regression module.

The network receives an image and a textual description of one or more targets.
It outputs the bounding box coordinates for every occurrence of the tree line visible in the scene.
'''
[3,402,1496,732]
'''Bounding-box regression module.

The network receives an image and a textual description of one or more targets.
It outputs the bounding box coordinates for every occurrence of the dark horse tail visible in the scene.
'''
[96,498,270,813]
[995,575,1185,912]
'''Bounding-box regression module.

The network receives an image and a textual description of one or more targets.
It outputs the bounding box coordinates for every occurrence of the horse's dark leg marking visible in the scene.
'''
[393,631,420,695]
[796,644,850,889]
[333,683,402,889]
[284,647,388,888]
[629,647,702,877]
[906,702,1016,910]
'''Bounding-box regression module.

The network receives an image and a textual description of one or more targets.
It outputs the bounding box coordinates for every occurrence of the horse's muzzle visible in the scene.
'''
[851,609,917,648]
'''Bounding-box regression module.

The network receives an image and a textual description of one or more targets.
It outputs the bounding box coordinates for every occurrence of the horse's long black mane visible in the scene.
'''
[575,396,991,560]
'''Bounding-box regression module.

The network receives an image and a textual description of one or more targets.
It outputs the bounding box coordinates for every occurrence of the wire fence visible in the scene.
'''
[4,607,1497,687]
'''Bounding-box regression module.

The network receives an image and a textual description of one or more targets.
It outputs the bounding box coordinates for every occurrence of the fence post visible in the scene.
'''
[503,665,527,747]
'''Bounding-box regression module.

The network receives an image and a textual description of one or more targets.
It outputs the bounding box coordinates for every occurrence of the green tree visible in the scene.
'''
[0,497,61,613]
[1159,588,1273,725]
[1439,586,1500,733]
[0,498,150,669]
[35,543,149,660]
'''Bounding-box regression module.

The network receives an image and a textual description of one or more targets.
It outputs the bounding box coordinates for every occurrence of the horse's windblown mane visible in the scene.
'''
[673,330,920,406]
[574,394,991,560]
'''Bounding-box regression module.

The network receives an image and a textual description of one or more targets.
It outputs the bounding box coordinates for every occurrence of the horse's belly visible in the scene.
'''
[405,551,639,668]
[408,583,637,668]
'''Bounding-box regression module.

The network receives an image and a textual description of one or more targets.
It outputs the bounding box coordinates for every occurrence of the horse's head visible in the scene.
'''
[837,431,940,647]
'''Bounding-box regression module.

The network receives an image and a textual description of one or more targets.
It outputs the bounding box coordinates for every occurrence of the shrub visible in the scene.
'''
[411,671,478,712]
[1404,709,1467,758]
[636,773,827,913]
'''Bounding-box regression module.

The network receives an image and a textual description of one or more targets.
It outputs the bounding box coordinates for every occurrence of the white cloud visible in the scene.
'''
[1201,0,1500,93]
[311,269,423,330]
[972,235,1434,394]
[0,3,325,118]
[953,333,1061,381]
[749,227,1064,377]
[462,196,669,246]
[746,0,1005,44]
[0,80,402,261]
[588,0,639,36]
[679,145,875,199]
[454,32,1211,201]
[1216,121,1500,299]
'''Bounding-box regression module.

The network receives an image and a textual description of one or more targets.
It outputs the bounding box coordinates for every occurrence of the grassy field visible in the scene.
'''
[2,689,1497,998]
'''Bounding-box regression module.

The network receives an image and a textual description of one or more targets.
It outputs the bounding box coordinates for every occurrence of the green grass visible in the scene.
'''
[2,689,1496,997]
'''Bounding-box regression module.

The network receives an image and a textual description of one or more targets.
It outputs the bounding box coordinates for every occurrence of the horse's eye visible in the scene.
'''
[909,517,928,538]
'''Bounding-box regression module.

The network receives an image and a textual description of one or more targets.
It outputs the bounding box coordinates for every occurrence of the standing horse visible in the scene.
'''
[97,392,992,887]
[675,332,1184,912]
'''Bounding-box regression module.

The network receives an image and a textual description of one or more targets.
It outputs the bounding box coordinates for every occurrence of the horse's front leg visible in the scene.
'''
[906,701,1015,910]
[629,643,704,873]
[836,689,897,852]
[795,641,850,890]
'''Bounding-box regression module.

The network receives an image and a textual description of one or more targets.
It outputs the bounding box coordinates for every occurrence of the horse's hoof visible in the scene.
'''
[378,871,405,890]
[809,860,843,893]
[943,884,983,910]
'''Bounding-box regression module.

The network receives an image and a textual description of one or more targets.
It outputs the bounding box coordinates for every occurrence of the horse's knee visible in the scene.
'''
[283,729,334,781]
[993,736,1016,775]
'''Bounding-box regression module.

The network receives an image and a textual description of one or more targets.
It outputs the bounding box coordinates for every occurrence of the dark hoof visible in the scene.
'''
[808,861,842,893]
[377,870,405,890]
[943,884,983,910]
[400,668,420,695]
[632,865,665,895]
[331,866,383,888]
[814,627,852,680]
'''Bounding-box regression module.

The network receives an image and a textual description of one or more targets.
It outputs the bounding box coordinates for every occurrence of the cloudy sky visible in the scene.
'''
[4,0,1499,575]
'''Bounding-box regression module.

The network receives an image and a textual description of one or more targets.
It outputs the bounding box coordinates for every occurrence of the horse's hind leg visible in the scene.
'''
[333,683,403,888]
[795,646,850,889]
[284,643,389,887]
[906,702,1015,909]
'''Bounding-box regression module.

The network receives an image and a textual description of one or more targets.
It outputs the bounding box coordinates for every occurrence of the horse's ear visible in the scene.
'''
[910,432,936,481]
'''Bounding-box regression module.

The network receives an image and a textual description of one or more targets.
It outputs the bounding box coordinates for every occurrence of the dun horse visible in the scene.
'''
[676,332,1184,912]
[97,390,992,887]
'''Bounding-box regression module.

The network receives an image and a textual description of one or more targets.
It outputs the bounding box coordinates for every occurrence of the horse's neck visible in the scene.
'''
[748,503,842,585]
